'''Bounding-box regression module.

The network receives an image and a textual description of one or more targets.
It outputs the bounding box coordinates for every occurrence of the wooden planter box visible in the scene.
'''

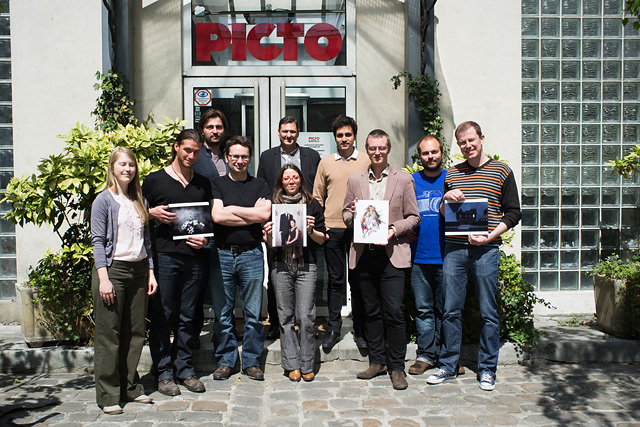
[593,275,628,337]
[16,283,63,347]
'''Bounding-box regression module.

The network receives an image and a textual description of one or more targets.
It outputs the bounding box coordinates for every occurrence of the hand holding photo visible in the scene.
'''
[167,202,214,240]
[444,198,489,236]
[353,200,389,245]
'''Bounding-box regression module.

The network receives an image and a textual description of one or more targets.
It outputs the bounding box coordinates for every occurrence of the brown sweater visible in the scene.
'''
[312,152,370,229]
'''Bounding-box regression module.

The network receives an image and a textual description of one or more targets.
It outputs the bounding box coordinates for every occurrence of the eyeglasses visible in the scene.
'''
[367,145,389,153]
[228,154,250,161]
[282,175,301,183]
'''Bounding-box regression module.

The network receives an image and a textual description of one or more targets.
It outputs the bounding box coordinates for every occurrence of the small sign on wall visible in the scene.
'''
[194,89,212,107]
[298,132,332,159]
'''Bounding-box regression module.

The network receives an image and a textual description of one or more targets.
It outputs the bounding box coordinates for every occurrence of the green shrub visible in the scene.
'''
[3,71,187,343]
[27,243,94,343]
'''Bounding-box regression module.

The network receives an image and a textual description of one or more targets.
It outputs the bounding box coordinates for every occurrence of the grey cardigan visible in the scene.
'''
[91,190,153,270]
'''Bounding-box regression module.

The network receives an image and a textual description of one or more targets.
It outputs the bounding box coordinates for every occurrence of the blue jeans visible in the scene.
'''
[149,252,203,381]
[439,243,500,376]
[212,247,265,369]
[410,263,443,365]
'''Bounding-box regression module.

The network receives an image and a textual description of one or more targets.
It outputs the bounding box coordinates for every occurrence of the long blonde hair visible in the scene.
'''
[106,146,149,224]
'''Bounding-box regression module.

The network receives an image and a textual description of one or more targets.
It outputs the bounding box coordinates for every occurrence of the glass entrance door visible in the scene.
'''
[184,76,355,316]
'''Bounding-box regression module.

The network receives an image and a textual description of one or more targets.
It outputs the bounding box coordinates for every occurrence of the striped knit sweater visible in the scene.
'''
[444,159,521,246]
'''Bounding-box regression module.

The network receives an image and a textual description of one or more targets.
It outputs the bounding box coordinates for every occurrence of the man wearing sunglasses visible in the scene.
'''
[257,116,320,340]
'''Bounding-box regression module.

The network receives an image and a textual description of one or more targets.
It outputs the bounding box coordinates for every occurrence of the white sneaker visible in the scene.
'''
[426,369,457,385]
[479,373,496,391]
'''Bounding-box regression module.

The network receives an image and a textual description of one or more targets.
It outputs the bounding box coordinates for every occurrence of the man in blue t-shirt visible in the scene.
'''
[408,135,456,376]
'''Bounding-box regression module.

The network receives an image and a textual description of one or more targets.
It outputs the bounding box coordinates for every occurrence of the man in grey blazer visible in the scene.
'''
[343,129,420,390]
[257,116,321,340]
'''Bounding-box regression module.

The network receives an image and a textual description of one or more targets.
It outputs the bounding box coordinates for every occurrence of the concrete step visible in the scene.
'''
[2,317,639,374]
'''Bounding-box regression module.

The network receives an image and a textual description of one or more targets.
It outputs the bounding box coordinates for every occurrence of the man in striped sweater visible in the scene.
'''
[426,121,521,391]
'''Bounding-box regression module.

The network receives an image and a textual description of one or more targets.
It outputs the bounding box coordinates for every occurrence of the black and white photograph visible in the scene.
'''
[272,204,307,247]
[444,198,489,236]
[353,199,389,245]
[167,201,214,240]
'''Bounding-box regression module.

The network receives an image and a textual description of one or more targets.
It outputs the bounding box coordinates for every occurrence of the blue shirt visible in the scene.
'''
[411,169,446,265]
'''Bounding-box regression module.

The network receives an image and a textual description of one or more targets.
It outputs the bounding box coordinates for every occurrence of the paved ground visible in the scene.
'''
[2,361,640,426]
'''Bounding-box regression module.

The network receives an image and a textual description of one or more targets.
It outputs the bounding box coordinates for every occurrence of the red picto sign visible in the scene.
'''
[195,22,343,62]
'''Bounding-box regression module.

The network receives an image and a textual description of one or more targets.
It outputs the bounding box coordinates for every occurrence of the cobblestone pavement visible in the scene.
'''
[1,362,640,426]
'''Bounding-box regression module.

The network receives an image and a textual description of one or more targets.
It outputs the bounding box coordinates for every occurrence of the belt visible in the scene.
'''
[216,241,261,255]
[366,244,386,251]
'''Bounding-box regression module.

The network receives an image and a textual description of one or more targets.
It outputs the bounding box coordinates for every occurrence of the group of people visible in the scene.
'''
[90,111,521,414]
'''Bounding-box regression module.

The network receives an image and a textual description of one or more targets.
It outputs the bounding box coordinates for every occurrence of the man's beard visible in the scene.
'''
[422,161,442,172]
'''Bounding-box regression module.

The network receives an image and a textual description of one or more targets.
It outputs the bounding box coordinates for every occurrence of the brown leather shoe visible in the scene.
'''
[179,376,206,393]
[458,365,466,375]
[408,360,435,375]
[157,379,181,396]
[213,365,232,381]
[357,363,387,380]
[390,371,408,390]
[288,369,301,382]
[243,366,265,381]
[302,371,315,382]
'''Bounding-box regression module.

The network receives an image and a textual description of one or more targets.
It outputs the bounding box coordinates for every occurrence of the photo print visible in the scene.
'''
[353,199,389,245]
[167,201,214,240]
[444,198,489,235]
[272,204,307,248]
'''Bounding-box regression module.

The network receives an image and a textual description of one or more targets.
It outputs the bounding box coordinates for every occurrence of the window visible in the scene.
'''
[521,0,640,291]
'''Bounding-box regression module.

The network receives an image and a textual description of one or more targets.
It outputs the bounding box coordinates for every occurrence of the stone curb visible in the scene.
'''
[2,323,639,374]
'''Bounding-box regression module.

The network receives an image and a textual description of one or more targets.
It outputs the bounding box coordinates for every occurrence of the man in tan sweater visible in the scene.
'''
[313,115,370,350]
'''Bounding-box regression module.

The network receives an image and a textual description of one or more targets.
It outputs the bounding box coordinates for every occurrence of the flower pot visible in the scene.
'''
[593,275,627,337]
[16,283,63,347]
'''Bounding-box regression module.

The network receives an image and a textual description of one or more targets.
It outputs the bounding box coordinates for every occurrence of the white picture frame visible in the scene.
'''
[353,199,389,245]
[167,201,214,240]
[272,204,307,248]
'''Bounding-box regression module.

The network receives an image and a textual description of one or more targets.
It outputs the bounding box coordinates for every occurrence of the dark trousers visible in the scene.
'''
[92,260,148,408]
[192,247,210,340]
[266,247,279,328]
[351,247,407,371]
[325,228,365,335]
[149,252,203,381]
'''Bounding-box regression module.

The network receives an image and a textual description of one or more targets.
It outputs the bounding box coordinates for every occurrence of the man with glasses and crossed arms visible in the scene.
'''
[210,136,271,381]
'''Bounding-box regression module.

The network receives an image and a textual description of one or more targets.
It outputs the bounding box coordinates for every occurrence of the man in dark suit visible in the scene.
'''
[343,129,420,390]
[257,116,321,340]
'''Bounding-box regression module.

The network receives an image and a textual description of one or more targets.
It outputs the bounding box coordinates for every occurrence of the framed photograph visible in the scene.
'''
[444,198,489,236]
[167,202,214,240]
[353,199,389,245]
[272,204,307,248]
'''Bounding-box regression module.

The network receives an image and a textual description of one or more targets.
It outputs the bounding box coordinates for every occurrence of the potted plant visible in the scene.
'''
[591,254,640,338]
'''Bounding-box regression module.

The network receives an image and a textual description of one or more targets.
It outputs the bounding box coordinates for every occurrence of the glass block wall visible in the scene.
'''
[0,3,14,299]
[521,0,640,291]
